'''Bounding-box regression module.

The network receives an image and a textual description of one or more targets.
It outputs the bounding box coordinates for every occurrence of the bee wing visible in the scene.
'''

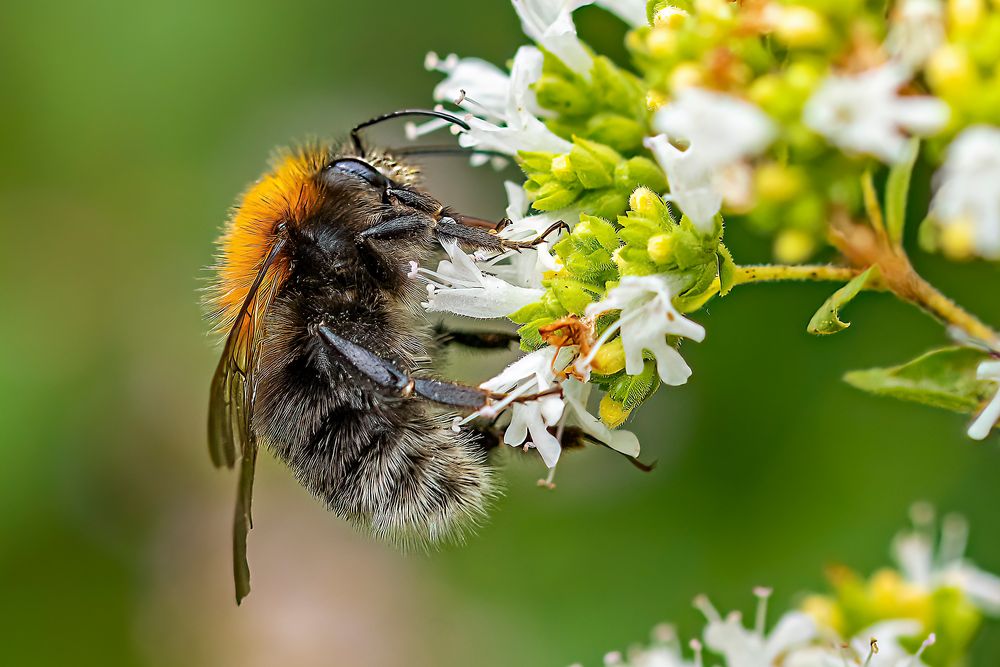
[233,434,257,603]
[207,237,285,603]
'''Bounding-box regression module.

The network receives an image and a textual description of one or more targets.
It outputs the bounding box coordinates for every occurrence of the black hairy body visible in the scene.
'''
[207,133,540,601]
[253,230,495,546]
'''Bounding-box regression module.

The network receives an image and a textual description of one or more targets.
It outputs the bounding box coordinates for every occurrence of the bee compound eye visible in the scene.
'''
[325,158,390,190]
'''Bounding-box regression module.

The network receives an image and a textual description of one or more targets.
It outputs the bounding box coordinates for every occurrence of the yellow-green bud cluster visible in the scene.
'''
[520,138,667,219]
[803,566,983,667]
[534,52,651,154]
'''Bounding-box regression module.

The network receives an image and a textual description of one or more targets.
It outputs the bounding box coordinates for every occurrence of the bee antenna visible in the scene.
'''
[351,109,471,155]
[389,145,507,160]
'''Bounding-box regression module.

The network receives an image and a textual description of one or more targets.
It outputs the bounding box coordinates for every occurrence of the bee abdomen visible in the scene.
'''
[277,405,497,548]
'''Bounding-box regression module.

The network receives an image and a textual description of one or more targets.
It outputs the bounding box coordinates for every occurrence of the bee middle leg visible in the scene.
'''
[317,324,557,411]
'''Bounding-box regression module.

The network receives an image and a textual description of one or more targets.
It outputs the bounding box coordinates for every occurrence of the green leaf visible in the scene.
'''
[885,138,919,244]
[717,243,737,297]
[844,347,995,414]
[807,266,878,335]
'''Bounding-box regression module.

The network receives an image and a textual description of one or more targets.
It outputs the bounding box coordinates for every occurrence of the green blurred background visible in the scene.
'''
[2,1,999,665]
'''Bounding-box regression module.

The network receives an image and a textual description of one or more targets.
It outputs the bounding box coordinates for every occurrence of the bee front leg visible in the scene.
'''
[435,216,569,252]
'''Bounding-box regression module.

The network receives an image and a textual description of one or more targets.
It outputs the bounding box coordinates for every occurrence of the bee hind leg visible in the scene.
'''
[432,323,520,350]
[316,324,557,410]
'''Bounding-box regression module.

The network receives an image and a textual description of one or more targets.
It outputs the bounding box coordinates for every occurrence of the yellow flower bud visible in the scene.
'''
[940,218,976,260]
[591,338,627,375]
[669,62,704,92]
[647,233,675,263]
[773,229,816,264]
[694,0,732,22]
[653,6,688,29]
[629,187,662,217]
[646,88,669,111]
[868,569,933,623]
[949,0,985,31]
[755,163,803,202]
[773,6,830,48]
[599,394,632,428]
[927,44,976,92]
[800,595,845,636]
[647,26,678,58]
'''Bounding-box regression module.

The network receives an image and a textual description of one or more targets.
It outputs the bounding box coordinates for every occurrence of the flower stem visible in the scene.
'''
[681,263,860,312]
[733,264,860,286]
[691,257,997,346]
[830,219,999,346]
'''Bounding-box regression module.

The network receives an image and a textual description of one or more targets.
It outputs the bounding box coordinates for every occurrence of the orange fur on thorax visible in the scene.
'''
[208,147,329,334]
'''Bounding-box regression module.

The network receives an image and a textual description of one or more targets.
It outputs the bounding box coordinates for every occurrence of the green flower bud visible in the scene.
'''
[628,187,669,220]
[585,113,647,153]
[534,74,593,116]
[575,188,630,220]
[568,137,622,188]
[550,154,577,182]
[575,214,621,253]
[615,157,668,193]
[550,276,600,314]
[608,359,661,409]
[532,180,583,210]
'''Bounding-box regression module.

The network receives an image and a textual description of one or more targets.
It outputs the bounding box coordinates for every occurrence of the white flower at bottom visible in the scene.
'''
[579,274,705,385]
[803,63,949,163]
[785,621,934,667]
[892,502,1000,613]
[412,238,544,319]
[969,359,1000,440]
[931,126,1000,260]
[696,588,817,667]
[480,346,567,467]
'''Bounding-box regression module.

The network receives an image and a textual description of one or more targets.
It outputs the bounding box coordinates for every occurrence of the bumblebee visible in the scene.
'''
[206,110,560,603]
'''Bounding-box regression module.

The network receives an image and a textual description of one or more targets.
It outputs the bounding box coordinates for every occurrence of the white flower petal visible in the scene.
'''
[418,239,545,318]
[644,135,722,232]
[429,55,513,121]
[512,0,593,74]
[653,88,776,170]
[885,0,945,69]
[425,283,544,319]
[803,63,949,163]
[764,612,817,660]
[584,275,705,384]
[594,0,648,27]
[563,379,641,456]
[931,126,1000,259]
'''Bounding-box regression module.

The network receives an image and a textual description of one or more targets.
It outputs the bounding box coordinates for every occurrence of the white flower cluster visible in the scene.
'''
[411,0,706,469]
[577,505,1000,667]
[591,588,935,667]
